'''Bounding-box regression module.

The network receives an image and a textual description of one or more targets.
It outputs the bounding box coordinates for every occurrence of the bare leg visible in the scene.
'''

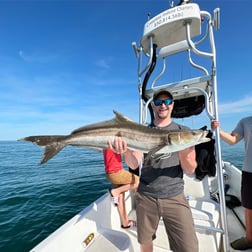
[110,182,138,227]
[110,181,138,198]
[117,193,130,227]
[245,208,252,241]
[140,242,153,252]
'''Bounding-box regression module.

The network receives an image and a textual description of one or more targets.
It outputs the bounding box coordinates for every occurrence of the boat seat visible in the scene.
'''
[184,173,211,200]
[189,199,219,224]
[84,227,132,252]
[184,173,220,225]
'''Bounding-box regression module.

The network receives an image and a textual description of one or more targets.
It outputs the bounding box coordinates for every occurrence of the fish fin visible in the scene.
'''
[41,142,66,164]
[71,111,125,134]
[113,110,135,123]
[145,144,167,161]
[71,111,136,135]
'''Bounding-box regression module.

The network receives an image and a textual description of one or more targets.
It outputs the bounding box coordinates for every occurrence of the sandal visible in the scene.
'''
[121,220,137,229]
[231,237,252,250]
[108,189,119,206]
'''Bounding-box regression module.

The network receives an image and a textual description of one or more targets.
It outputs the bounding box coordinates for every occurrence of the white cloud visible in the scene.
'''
[218,95,252,115]
[95,57,113,69]
[18,50,58,63]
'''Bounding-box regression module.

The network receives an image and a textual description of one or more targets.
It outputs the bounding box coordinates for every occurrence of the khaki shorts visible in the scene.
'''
[135,192,198,252]
[106,169,139,187]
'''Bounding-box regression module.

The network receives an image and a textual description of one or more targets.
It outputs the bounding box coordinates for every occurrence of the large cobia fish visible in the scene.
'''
[20,111,210,164]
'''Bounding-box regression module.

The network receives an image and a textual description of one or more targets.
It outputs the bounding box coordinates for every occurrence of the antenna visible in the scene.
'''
[214,8,220,30]
[170,0,192,7]
[178,0,192,5]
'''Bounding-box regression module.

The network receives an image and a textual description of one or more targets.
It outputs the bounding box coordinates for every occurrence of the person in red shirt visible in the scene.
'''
[103,148,139,228]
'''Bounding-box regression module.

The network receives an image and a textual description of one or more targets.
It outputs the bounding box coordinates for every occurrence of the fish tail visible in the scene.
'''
[19,135,67,164]
[41,142,66,164]
[20,135,66,146]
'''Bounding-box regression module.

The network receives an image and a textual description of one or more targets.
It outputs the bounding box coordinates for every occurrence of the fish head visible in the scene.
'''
[168,130,210,146]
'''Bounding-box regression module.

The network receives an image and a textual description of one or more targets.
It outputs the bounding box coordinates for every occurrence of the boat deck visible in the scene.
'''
[30,172,251,252]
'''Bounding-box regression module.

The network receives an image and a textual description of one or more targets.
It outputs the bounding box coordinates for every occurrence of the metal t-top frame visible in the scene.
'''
[132,1,229,251]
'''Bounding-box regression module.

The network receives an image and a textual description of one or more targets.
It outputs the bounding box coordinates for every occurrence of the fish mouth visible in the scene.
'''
[193,130,209,142]
[168,130,210,146]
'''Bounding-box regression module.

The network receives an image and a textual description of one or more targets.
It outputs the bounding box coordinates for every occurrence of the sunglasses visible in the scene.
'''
[153,99,173,106]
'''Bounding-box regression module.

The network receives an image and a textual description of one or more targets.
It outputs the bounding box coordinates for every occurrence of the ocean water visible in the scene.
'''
[0,141,110,252]
[0,140,244,252]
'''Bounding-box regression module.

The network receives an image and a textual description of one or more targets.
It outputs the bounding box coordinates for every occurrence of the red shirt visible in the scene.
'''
[103,149,123,173]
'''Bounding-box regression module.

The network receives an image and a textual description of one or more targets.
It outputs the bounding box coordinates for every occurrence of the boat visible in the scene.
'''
[30,1,251,251]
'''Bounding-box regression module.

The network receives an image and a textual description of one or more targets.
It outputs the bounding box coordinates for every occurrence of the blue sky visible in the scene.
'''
[0,0,251,141]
